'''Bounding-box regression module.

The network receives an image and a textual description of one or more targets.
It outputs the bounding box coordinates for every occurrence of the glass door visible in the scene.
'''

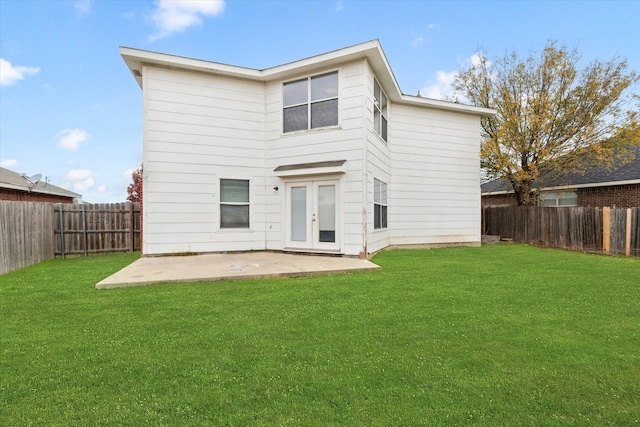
[285,180,340,251]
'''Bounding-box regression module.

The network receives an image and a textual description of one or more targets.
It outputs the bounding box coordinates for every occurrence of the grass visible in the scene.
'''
[1,246,639,426]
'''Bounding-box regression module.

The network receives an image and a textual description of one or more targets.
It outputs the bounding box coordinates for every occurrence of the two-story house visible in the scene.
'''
[121,40,494,257]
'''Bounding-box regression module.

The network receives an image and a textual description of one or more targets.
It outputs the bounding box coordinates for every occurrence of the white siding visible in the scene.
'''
[143,66,266,255]
[140,57,482,257]
[363,62,392,253]
[264,60,367,256]
[387,104,481,247]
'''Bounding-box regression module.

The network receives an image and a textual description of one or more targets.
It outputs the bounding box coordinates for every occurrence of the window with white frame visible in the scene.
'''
[374,178,388,229]
[220,179,250,228]
[283,71,339,133]
[539,191,578,207]
[373,79,388,142]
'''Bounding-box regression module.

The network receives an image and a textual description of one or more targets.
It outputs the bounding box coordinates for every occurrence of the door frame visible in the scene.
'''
[284,177,342,253]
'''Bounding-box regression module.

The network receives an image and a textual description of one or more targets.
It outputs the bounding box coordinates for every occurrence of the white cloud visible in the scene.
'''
[67,168,93,180]
[336,1,344,12]
[150,0,225,41]
[123,168,137,178]
[410,36,424,49]
[56,128,90,151]
[74,0,92,14]
[470,52,488,67]
[98,185,107,192]
[0,58,40,86]
[1,159,18,168]
[422,69,459,100]
[74,177,95,192]
[420,52,490,101]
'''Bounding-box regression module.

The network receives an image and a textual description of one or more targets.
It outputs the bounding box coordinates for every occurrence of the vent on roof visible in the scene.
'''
[132,70,142,77]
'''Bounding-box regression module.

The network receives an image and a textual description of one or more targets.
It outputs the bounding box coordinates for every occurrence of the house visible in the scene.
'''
[0,167,81,203]
[121,40,495,257]
[481,146,640,208]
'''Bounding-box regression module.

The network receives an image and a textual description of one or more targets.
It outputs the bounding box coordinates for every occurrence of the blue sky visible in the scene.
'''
[1,0,638,203]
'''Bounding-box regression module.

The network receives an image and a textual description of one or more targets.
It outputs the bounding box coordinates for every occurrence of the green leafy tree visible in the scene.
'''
[126,165,143,203]
[454,42,639,205]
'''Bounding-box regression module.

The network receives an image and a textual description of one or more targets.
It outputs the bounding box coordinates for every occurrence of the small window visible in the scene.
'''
[373,79,388,142]
[374,178,388,229]
[283,71,338,133]
[220,179,249,228]
[539,191,578,207]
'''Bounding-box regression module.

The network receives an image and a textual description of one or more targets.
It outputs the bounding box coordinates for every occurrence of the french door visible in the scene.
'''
[285,179,340,252]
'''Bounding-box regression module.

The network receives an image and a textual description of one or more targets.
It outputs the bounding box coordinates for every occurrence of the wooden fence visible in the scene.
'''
[482,206,640,256]
[1,201,140,275]
[54,202,140,257]
[1,201,56,275]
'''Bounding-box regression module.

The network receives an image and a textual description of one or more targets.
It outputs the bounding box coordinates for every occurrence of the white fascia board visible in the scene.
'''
[542,179,640,191]
[481,179,640,196]
[399,94,496,117]
[120,47,263,89]
[481,190,514,196]
[120,41,496,118]
[122,40,398,95]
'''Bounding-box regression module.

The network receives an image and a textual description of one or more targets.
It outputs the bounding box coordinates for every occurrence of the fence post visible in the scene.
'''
[129,202,135,252]
[626,208,632,257]
[82,203,88,257]
[58,203,65,258]
[603,207,611,254]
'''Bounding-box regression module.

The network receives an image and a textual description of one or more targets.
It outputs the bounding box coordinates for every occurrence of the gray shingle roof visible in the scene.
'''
[0,167,81,199]
[481,146,640,194]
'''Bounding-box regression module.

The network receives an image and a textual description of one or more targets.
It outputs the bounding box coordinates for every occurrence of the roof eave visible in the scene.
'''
[398,94,496,117]
[120,40,386,89]
[481,179,640,196]
[120,40,496,118]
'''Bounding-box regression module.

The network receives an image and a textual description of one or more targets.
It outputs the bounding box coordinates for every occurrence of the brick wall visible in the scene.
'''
[0,188,75,204]
[481,193,517,207]
[578,184,640,208]
[482,184,640,208]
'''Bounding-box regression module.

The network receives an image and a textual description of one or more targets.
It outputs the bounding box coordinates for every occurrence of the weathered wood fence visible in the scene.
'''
[483,206,640,256]
[1,202,56,275]
[1,201,140,275]
[54,202,140,257]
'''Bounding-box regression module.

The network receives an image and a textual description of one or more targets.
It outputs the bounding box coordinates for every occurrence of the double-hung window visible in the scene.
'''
[374,178,388,229]
[220,179,250,228]
[283,71,339,133]
[373,79,388,142]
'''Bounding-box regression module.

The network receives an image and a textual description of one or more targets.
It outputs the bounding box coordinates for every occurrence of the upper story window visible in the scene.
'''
[373,79,388,142]
[283,71,338,133]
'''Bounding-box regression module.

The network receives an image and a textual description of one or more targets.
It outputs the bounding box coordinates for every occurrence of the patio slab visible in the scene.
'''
[96,252,380,289]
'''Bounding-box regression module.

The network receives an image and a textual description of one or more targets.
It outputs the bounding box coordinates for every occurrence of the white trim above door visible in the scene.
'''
[285,179,341,253]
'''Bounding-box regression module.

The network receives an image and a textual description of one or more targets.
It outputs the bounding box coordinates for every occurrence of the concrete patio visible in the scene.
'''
[96,252,380,289]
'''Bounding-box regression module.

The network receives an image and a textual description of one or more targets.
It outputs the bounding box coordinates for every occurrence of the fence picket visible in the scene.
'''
[1,201,140,274]
[483,206,639,257]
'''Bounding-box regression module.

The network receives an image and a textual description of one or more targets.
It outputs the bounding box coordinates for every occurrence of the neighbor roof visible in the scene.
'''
[481,146,640,195]
[120,39,495,118]
[0,167,81,199]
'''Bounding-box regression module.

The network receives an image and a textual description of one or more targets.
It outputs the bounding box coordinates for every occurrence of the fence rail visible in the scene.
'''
[54,202,140,257]
[483,206,640,256]
[1,201,140,275]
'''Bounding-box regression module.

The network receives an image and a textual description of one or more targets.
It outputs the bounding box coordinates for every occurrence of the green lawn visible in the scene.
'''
[1,246,639,426]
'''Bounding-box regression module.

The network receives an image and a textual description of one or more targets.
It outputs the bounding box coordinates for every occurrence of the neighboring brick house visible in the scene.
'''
[481,147,640,208]
[0,167,81,203]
